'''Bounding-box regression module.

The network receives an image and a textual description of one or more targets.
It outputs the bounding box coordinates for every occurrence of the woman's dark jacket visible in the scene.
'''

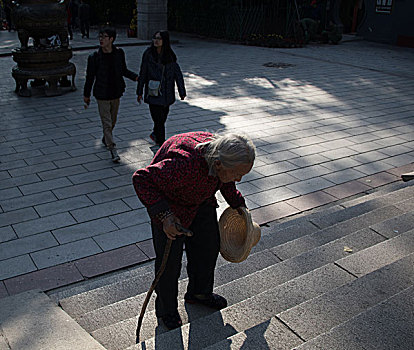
[84,46,138,100]
[137,47,186,106]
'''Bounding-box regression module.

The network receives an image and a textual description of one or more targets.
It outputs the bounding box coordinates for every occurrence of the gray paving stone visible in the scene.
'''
[52,218,118,244]
[0,187,21,202]
[288,154,330,168]
[52,181,108,199]
[19,178,72,195]
[68,168,119,185]
[25,151,71,166]
[321,168,366,184]
[101,173,133,189]
[87,185,135,205]
[286,177,335,195]
[0,255,37,280]
[93,223,152,251]
[353,160,394,175]
[287,165,332,181]
[0,207,39,227]
[70,201,130,223]
[248,173,298,191]
[38,165,88,181]
[31,238,102,269]
[1,191,57,212]
[319,148,358,160]
[34,195,93,217]
[2,149,43,162]
[0,159,27,172]
[53,154,102,168]
[12,212,76,238]
[122,195,145,210]
[0,226,16,244]
[0,232,58,261]
[246,186,299,206]
[295,285,414,350]
[349,150,389,164]
[108,208,149,229]
[383,152,414,167]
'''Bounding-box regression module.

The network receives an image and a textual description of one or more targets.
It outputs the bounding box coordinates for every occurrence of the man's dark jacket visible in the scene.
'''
[84,46,138,100]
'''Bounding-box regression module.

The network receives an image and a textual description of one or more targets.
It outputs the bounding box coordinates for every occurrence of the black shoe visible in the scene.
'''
[110,148,120,162]
[161,311,182,330]
[184,293,227,310]
[149,132,157,143]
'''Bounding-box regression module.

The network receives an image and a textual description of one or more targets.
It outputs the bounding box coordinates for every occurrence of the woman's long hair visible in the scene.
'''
[150,30,177,64]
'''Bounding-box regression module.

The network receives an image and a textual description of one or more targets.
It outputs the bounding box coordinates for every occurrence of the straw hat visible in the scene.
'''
[218,207,261,263]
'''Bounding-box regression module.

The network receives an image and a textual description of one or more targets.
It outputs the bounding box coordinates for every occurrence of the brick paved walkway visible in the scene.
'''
[0,29,413,298]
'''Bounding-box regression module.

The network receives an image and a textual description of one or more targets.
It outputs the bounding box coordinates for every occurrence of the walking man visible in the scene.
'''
[78,0,90,38]
[83,26,138,162]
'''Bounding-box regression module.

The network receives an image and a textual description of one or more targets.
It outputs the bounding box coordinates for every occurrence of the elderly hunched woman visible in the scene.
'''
[132,131,255,330]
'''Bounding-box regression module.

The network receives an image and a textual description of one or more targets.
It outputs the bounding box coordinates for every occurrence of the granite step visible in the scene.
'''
[134,242,414,350]
[294,284,414,350]
[75,249,279,333]
[53,183,414,350]
[205,252,414,350]
[108,263,354,350]
[55,182,413,315]
[92,226,385,349]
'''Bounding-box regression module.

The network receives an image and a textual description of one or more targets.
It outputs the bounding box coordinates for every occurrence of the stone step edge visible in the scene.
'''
[135,249,414,350]
[90,225,393,346]
[58,198,405,319]
[1,166,410,300]
[59,249,279,320]
[204,253,414,350]
[53,178,414,306]
[293,283,414,350]
[93,263,353,349]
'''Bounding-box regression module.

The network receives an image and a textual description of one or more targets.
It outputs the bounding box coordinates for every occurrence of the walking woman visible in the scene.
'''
[137,30,186,146]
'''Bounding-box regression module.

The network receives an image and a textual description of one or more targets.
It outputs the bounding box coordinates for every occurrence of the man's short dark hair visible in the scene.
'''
[100,26,117,42]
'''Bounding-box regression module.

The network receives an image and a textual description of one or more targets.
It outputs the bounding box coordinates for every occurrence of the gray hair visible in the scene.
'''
[196,132,256,176]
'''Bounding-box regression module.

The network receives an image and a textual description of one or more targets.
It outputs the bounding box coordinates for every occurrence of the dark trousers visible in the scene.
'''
[80,20,89,38]
[151,203,220,318]
[149,104,169,145]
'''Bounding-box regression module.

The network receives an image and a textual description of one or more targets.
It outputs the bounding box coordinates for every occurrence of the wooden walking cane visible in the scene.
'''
[136,223,193,344]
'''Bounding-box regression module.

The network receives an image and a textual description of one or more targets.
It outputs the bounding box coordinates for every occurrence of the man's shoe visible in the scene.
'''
[110,149,120,163]
[184,293,227,310]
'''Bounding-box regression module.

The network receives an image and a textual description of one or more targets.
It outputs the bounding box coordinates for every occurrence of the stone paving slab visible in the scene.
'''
[0,29,414,295]
[4,263,84,296]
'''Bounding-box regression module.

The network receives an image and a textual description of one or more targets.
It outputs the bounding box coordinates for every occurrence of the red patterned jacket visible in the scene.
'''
[132,131,245,228]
